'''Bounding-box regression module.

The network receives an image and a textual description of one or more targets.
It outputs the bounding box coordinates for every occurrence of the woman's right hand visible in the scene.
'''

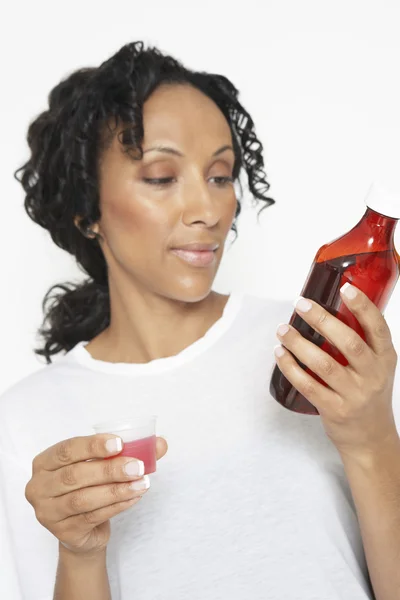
[25,434,168,556]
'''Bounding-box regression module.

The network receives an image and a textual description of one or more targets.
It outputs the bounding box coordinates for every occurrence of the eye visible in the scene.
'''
[211,176,234,187]
[143,176,234,187]
[143,177,174,186]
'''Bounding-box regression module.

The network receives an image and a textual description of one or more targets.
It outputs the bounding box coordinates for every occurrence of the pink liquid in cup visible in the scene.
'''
[118,435,157,474]
[95,416,158,474]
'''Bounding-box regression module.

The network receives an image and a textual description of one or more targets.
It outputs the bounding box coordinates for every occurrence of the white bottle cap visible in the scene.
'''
[364,182,400,219]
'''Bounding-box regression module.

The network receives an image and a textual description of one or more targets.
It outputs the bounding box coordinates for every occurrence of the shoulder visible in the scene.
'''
[0,363,58,408]
[0,349,84,455]
[0,350,80,409]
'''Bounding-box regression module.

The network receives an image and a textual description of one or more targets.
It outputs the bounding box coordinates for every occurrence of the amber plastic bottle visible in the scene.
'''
[269,182,400,415]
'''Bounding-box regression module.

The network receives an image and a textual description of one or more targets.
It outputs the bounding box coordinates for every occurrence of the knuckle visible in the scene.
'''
[61,465,77,487]
[25,476,42,506]
[371,373,386,393]
[56,440,73,464]
[103,457,116,480]
[83,510,98,526]
[317,311,328,326]
[317,357,335,376]
[88,436,101,458]
[34,506,47,526]
[24,480,33,504]
[32,455,41,473]
[334,395,360,422]
[300,378,316,399]
[374,321,389,339]
[335,405,350,423]
[109,483,123,501]
[55,518,70,537]
[353,373,369,396]
[68,490,86,513]
[345,336,365,357]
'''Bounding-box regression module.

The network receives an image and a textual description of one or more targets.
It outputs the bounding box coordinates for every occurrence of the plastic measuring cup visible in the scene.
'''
[93,415,157,474]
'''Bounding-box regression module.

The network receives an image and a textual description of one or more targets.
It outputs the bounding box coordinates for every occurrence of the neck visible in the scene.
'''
[361,208,398,248]
[85,281,228,364]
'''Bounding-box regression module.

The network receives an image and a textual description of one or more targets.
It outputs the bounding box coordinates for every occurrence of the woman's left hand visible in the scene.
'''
[274,282,400,460]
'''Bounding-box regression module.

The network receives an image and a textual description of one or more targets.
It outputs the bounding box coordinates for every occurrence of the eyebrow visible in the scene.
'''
[142,144,234,157]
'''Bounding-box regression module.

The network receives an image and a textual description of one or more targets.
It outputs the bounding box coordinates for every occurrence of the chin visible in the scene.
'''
[165,283,215,304]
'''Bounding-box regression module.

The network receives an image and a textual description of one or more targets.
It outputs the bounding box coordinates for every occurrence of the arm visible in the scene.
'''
[340,436,400,600]
[54,543,111,600]
[272,286,400,600]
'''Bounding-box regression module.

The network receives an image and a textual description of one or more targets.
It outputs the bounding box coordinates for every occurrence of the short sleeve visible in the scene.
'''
[0,451,58,599]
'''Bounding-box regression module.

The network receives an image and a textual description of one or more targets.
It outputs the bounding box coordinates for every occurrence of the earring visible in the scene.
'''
[85,227,96,239]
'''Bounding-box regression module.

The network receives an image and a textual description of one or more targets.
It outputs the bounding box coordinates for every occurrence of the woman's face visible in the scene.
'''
[93,83,238,302]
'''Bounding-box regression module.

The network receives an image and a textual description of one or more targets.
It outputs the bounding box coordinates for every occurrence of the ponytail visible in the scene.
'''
[36,280,110,363]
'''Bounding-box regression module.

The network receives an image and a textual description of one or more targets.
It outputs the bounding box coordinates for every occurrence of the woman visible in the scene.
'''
[1,40,399,600]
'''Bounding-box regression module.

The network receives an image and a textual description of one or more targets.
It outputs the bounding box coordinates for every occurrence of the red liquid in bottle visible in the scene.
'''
[105,435,157,474]
[270,207,400,415]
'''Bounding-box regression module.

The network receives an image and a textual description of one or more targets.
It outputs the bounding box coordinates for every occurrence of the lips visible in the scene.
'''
[171,243,219,252]
[170,248,217,267]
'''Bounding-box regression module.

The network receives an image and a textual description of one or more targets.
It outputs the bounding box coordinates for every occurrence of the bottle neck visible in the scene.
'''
[359,207,398,248]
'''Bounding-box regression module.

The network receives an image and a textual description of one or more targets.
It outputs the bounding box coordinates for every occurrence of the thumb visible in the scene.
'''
[156,436,168,460]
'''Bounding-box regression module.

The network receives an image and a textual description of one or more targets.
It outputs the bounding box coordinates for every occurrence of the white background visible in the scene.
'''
[1,0,400,397]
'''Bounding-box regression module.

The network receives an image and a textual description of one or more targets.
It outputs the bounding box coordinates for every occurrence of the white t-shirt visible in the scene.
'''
[1,292,397,600]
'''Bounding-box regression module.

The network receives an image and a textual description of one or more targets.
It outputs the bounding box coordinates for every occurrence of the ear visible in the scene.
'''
[74,216,101,239]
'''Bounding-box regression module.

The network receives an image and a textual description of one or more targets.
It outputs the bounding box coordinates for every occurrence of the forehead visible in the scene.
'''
[103,84,233,161]
[142,84,231,138]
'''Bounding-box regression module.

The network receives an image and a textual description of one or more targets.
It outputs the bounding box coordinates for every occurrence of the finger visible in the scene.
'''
[274,344,339,413]
[47,455,146,497]
[156,436,168,460]
[276,323,349,394]
[339,283,395,357]
[293,296,374,372]
[48,476,150,521]
[33,434,124,473]
[58,496,144,540]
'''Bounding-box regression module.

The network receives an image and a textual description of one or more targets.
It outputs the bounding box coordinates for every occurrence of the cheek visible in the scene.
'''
[100,188,171,256]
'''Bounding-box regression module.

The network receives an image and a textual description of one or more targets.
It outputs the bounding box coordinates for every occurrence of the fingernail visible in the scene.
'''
[124,460,145,477]
[277,323,290,336]
[293,297,312,312]
[340,282,358,299]
[274,344,286,358]
[129,475,150,491]
[105,437,123,454]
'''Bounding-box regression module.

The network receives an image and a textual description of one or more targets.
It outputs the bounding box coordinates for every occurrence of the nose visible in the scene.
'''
[181,178,220,227]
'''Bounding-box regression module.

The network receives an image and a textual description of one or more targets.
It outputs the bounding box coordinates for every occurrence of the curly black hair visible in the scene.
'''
[14,41,275,364]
